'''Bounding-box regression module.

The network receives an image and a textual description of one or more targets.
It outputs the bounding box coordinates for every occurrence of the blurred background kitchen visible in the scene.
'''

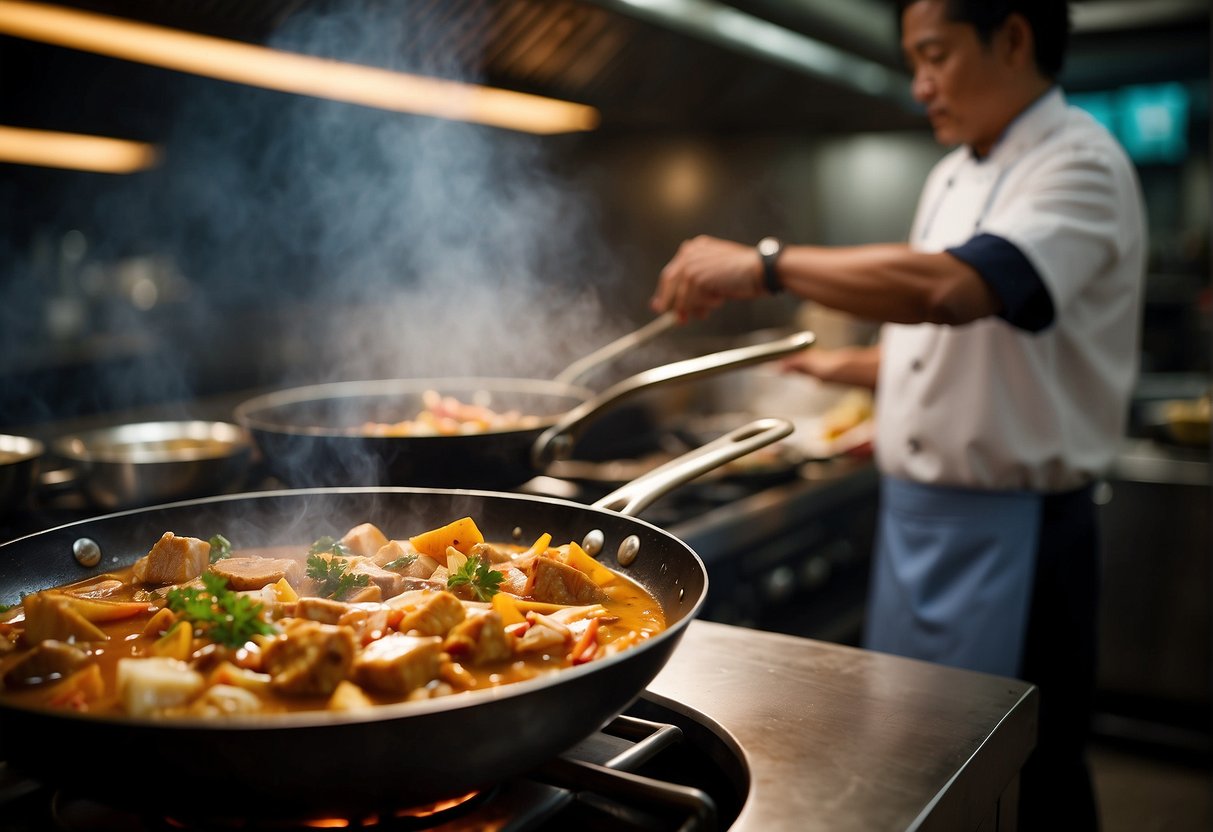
[0,0,1209,827]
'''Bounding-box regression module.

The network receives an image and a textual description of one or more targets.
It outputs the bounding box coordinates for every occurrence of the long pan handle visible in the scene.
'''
[592,417,794,517]
[551,312,678,387]
[531,330,814,468]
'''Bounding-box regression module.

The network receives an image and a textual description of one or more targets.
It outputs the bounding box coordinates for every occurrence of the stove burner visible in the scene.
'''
[5,701,745,832]
[51,789,489,831]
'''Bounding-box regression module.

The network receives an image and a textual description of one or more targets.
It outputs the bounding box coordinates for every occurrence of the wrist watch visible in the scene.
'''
[757,236,784,294]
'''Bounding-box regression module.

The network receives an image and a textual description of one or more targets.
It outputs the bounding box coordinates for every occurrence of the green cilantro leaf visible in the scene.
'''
[166,572,277,648]
[308,536,351,558]
[447,555,504,601]
[306,553,370,600]
[384,554,417,570]
[208,534,233,562]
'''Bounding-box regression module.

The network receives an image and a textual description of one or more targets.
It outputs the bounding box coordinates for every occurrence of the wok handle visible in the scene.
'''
[592,417,794,517]
[532,330,813,469]
[552,311,678,387]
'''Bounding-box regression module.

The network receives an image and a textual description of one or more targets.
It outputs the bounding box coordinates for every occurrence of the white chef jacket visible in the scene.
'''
[876,87,1147,493]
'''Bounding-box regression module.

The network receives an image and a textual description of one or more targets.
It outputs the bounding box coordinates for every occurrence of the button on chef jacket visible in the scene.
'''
[877,87,1147,492]
[864,88,1147,677]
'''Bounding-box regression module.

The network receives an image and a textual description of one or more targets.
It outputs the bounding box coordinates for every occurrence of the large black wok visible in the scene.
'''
[234,330,814,489]
[0,419,790,819]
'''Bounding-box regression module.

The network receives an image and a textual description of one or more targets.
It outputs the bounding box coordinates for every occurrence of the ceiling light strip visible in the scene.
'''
[0,125,158,173]
[0,0,600,135]
[594,0,912,104]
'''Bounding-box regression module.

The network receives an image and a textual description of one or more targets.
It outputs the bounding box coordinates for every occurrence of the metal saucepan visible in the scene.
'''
[234,329,815,489]
[0,435,45,515]
[47,420,253,510]
[0,418,790,818]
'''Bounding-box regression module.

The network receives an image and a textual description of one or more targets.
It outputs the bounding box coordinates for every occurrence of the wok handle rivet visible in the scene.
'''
[581,529,604,557]
[72,538,101,568]
[617,534,640,567]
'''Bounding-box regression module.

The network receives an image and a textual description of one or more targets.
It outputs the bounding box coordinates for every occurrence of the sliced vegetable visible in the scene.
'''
[148,621,194,661]
[409,516,484,559]
[563,542,616,587]
[270,576,299,603]
[44,592,157,623]
[491,592,526,626]
[571,617,602,665]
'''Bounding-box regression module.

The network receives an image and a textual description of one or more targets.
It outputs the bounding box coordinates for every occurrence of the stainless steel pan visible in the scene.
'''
[234,330,814,489]
[0,418,791,818]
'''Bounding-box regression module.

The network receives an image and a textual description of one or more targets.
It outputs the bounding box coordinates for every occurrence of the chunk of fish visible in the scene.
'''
[261,620,357,697]
[352,632,443,696]
[209,557,303,591]
[132,533,210,586]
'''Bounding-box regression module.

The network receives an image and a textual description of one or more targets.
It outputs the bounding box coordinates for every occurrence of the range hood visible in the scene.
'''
[1,0,1208,136]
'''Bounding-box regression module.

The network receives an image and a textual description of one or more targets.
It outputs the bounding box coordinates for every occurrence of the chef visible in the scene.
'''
[649,1,1146,829]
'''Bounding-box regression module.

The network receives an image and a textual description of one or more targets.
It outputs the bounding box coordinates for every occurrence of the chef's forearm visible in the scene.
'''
[777,243,1001,326]
[789,345,881,389]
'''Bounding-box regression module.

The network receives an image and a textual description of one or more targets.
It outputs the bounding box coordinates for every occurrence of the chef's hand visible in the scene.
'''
[780,345,881,389]
[651,235,763,322]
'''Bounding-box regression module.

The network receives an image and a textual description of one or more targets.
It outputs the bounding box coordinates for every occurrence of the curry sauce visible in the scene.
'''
[0,516,665,718]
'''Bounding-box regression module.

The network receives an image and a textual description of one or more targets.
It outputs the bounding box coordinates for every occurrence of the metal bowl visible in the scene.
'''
[0,434,45,514]
[51,421,252,509]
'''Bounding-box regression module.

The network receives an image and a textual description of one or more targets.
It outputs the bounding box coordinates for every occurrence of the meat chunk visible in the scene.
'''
[261,620,357,697]
[293,597,353,625]
[340,523,390,557]
[117,657,206,717]
[468,542,514,565]
[3,639,89,688]
[388,590,465,637]
[209,557,303,591]
[349,558,405,599]
[132,533,210,586]
[443,610,511,665]
[352,633,443,696]
[528,557,610,606]
[373,540,440,579]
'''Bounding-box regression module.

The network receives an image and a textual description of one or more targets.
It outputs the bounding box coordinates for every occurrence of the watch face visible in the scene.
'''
[758,237,780,257]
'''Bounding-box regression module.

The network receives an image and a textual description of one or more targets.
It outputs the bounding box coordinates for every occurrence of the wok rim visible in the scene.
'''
[0,485,707,732]
[233,378,597,438]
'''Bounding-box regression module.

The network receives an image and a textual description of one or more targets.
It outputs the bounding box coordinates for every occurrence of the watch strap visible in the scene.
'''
[758,237,784,294]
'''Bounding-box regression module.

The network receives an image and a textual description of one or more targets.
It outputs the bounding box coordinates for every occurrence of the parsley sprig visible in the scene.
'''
[384,553,417,570]
[208,534,232,562]
[447,555,504,601]
[308,536,351,558]
[306,553,370,600]
[166,572,277,648]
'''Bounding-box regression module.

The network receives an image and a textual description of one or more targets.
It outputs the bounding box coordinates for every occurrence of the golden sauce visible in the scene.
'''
[0,527,666,718]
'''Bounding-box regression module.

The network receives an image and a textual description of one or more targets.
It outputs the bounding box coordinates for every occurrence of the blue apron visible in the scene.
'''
[864,475,1041,677]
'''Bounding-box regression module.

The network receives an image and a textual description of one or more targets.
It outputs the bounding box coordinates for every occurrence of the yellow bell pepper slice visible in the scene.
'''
[564,542,616,587]
[270,577,299,603]
[409,517,484,559]
[491,592,526,626]
[148,621,194,661]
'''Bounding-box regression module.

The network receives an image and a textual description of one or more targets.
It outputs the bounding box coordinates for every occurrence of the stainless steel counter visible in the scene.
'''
[648,620,1038,831]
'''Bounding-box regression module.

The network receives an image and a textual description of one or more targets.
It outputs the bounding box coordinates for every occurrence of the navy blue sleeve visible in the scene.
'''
[946,233,1055,332]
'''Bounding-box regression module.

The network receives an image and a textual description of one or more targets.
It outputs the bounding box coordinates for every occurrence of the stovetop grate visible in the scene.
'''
[0,699,743,832]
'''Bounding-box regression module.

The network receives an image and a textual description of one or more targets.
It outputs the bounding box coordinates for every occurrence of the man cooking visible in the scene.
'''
[649,1,1146,828]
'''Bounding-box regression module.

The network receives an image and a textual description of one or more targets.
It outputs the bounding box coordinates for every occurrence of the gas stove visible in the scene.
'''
[0,693,740,831]
[0,620,1038,831]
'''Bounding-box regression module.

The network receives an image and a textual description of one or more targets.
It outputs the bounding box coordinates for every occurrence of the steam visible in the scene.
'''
[160,0,632,385]
[2,1,643,428]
